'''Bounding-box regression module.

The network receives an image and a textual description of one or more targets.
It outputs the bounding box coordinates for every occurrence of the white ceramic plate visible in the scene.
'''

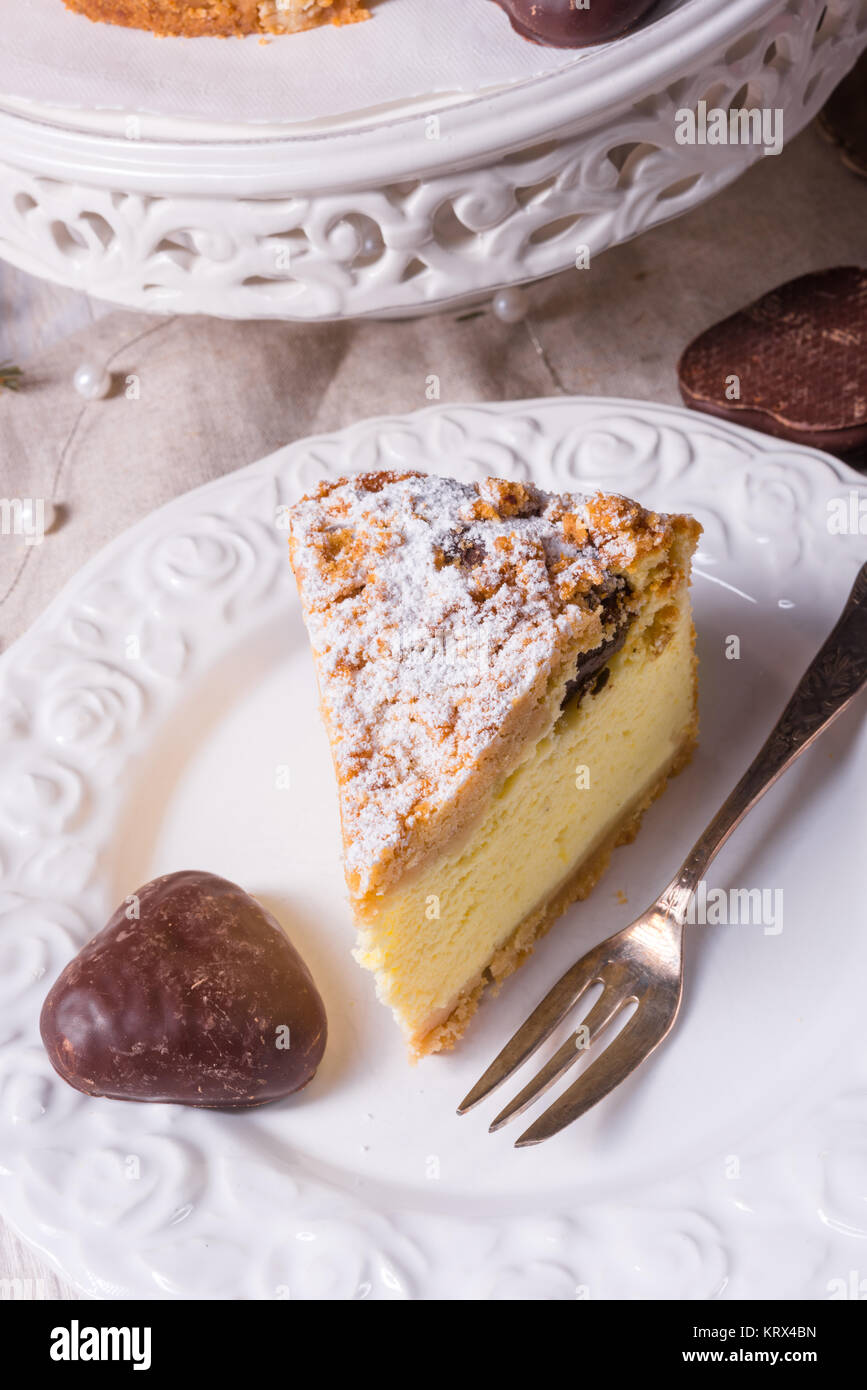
[1,398,865,1301]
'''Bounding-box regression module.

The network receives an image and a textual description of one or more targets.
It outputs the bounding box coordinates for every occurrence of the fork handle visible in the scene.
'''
[662,560,867,916]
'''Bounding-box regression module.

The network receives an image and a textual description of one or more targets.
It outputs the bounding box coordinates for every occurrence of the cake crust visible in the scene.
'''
[63,0,369,38]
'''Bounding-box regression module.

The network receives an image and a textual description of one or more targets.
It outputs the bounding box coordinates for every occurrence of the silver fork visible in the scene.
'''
[458,561,867,1147]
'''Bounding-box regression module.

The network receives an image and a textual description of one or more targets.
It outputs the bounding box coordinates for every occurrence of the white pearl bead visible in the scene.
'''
[19,497,57,535]
[73,363,112,400]
[362,230,382,256]
[492,287,528,324]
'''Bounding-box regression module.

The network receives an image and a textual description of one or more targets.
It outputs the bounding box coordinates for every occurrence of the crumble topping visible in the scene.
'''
[288,471,680,895]
[63,0,368,38]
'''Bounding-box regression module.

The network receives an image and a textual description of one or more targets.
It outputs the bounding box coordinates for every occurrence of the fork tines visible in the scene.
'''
[458,930,677,1146]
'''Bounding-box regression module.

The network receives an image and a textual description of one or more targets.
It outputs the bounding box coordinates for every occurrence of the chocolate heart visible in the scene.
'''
[494,0,660,47]
[40,871,327,1108]
[677,267,867,462]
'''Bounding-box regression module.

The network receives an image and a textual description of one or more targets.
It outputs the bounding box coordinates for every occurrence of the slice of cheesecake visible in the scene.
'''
[289,471,700,1059]
[64,0,369,38]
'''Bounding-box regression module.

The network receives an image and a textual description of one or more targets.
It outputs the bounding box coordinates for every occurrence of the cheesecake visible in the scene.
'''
[63,0,369,38]
[289,471,700,1058]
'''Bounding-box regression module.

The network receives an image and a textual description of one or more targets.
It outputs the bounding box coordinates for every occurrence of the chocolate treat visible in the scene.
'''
[677,267,867,461]
[562,628,629,708]
[494,0,660,47]
[562,586,633,708]
[819,52,867,180]
[40,871,327,1108]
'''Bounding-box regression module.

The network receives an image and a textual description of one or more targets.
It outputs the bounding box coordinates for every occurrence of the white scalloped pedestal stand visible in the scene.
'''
[0,398,866,1300]
[0,0,865,322]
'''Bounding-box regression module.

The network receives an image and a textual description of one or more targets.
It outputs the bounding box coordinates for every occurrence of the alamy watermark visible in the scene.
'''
[675,100,784,157]
[0,1277,47,1300]
[827,492,867,535]
[0,497,46,546]
[50,1321,151,1371]
[380,625,490,672]
[684,881,783,936]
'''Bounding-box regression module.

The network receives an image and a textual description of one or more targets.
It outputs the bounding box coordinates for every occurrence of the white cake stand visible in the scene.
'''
[0,0,864,322]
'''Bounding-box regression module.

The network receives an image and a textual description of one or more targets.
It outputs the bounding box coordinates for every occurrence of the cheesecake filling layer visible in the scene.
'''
[355,596,696,1053]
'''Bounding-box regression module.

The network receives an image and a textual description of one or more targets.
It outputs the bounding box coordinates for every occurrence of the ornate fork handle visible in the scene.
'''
[663,561,867,918]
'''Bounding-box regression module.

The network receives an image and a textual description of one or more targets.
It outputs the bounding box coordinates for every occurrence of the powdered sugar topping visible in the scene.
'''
[289,471,667,894]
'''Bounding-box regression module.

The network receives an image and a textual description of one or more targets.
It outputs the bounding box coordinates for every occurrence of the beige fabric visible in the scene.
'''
[0,308,551,651]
